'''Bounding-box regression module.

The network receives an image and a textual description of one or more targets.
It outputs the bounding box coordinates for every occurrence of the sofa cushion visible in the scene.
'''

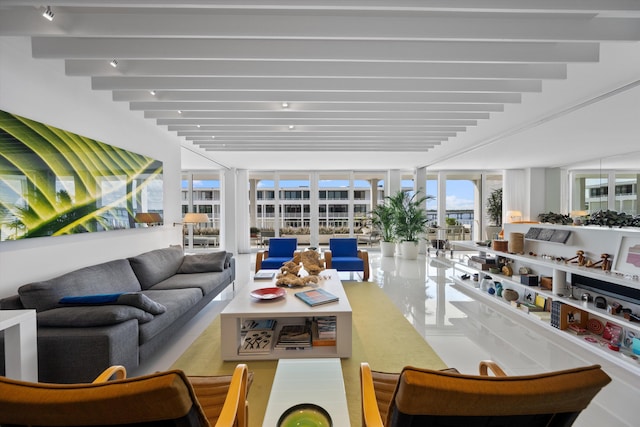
[128,247,185,289]
[37,305,154,327]
[178,251,227,273]
[138,288,203,343]
[18,259,142,312]
[59,292,167,315]
[151,269,232,296]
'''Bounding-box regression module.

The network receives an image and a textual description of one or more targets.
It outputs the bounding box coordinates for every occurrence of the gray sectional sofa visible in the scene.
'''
[0,246,235,383]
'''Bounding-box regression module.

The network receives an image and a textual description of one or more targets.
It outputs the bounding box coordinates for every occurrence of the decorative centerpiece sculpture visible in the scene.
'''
[275,251,325,287]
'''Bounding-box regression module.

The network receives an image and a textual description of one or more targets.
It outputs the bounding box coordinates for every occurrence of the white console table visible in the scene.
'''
[0,310,38,381]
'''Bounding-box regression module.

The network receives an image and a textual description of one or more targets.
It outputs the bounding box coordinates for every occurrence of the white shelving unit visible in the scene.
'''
[450,224,640,375]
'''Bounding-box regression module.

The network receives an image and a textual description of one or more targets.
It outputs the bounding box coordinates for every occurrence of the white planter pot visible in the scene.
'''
[401,241,420,260]
[380,241,396,257]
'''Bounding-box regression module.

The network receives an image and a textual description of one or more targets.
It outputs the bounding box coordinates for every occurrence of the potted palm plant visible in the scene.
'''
[371,202,396,257]
[486,187,503,240]
[390,190,430,260]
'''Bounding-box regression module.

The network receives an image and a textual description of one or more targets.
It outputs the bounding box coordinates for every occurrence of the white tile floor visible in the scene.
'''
[132,248,638,427]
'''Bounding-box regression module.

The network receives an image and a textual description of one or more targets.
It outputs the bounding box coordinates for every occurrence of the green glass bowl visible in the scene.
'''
[278,403,332,427]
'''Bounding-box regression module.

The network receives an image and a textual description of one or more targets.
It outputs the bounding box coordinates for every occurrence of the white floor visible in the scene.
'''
[132,248,638,427]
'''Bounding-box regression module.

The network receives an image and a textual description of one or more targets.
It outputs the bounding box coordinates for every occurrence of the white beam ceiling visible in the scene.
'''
[0,0,639,171]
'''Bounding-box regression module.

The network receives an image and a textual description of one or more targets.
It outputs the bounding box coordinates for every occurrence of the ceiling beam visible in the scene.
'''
[144,111,490,120]
[32,38,600,63]
[166,120,477,129]
[101,78,540,93]
[138,102,504,112]
[66,60,568,80]
[2,0,639,14]
[3,10,639,41]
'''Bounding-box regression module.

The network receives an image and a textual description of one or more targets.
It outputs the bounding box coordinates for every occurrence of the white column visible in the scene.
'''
[310,172,319,247]
[348,171,355,235]
[273,174,280,235]
[223,168,238,254]
[415,167,427,195]
[437,171,447,226]
[249,178,257,228]
[504,169,526,221]
[386,170,401,197]
[236,169,250,254]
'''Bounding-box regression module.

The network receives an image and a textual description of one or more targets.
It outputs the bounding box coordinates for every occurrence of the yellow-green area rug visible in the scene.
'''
[171,281,447,426]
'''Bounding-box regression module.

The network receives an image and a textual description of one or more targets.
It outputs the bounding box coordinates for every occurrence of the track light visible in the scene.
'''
[42,6,54,21]
[149,90,156,96]
[109,59,118,68]
[178,110,182,114]
[282,102,289,109]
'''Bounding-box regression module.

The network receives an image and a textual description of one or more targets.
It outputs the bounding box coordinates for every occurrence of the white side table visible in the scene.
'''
[0,310,38,381]
[262,358,350,426]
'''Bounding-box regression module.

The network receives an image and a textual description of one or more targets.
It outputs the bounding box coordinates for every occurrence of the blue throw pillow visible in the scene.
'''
[59,293,122,304]
[59,292,166,315]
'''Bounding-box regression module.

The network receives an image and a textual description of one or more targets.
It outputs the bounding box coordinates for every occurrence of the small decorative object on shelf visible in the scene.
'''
[566,250,587,266]
[492,240,508,252]
[502,288,519,302]
[501,264,513,277]
[537,212,573,225]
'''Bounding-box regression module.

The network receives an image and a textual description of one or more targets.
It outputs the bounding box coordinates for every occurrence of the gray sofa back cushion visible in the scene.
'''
[18,259,142,312]
[128,247,185,289]
[178,251,227,273]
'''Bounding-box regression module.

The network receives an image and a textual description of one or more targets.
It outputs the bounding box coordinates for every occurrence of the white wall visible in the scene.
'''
[0,37,183,297]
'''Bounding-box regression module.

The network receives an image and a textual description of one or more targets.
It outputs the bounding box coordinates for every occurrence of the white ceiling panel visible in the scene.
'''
[1,0,639,171]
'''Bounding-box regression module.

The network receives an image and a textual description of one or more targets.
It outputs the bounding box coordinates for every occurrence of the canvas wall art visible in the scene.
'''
[0,110,163,241]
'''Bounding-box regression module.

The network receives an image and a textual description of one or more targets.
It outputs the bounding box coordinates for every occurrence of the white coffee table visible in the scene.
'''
[262,358,351,427]
[220,269,352,360]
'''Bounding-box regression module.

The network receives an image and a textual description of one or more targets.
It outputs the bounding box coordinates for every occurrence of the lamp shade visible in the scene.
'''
[506,210,522,222]
[135,212,162,224]
[182,213,209,224]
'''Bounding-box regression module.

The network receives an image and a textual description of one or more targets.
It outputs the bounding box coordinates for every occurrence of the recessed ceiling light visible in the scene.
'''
[109,59,118,68]
[288,125,295,130]
[211,135,216,139]
[282,102,289,109]
[149,90,156,96]
[178,110,182,114]
[196,124,201,128]
[42,6,54,21]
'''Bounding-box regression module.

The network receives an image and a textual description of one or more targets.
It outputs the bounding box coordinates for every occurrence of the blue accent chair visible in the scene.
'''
[324,238,370,281]
[255,238,299,272]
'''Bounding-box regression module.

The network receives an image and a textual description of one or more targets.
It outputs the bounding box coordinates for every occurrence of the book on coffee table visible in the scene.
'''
[295,288,339,307]
[254,270,276,280]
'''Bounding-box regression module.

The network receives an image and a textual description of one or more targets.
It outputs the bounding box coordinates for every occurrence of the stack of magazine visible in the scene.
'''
[275,322,312,350]
[312,316,337,346]
[239,319,277,355]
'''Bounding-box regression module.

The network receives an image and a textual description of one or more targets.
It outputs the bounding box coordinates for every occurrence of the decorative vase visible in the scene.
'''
[401,241,420,260]
[503,289,519,302]
[380,241,396,257]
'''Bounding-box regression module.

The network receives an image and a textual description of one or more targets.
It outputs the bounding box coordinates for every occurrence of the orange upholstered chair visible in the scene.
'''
[0,364,251,427]
[360,360,611,427]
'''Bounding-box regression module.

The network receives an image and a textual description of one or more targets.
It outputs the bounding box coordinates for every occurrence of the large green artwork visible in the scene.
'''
[0,110,163,242]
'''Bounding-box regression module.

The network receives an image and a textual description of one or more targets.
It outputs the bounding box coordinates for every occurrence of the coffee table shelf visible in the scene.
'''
[220,269,352,361]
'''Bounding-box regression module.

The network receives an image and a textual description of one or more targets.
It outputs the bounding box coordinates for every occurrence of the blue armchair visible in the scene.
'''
[255,238,300,272]
[324,238,370,281]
